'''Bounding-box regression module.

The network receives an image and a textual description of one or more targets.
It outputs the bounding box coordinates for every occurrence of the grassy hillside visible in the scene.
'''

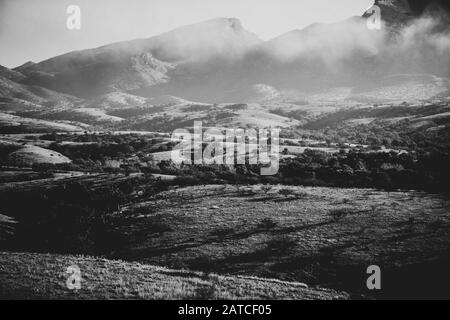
[0,251,347,300]
[111,185,450,299]
[2,176,449,299]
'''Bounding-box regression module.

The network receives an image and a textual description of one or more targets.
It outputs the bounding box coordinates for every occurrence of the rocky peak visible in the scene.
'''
[364,0,450,32]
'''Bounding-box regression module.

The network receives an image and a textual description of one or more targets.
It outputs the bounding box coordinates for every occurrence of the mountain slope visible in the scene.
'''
[10,2,450,104]
[0,75,81,108]
[83,92,150,110]
[17,18,262,98]
[0,112,85,133]
[0,65,25,82]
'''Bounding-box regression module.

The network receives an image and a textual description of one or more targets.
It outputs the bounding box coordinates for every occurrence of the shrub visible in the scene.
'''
[427,219,444,232]
[240,187,257,196]
[258,218,278,230]
[260,185,273,194]
[210,227,234,239]
[295,190,309,198]
[329,208,352,222]
[278,188,294,198]
[266,236,297,252]
[194,284,217,300]
[174,175,201,186]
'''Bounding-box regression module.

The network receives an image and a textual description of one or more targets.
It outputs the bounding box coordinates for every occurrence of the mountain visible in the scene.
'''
[17,16,384,102]
[8,2,450,105]
[82,92,150,110]
[235,17,384,89]
[0,65,25,82]
[0,75,81,108]
[365,0,450,31]
[17,18,261,98]
[13,61,36,74]
[396,0,450,16]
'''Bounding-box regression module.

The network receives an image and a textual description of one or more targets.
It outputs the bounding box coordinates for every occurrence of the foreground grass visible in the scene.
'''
[0,251,348,300]
[114,185,450,298]
[2,182,450,299]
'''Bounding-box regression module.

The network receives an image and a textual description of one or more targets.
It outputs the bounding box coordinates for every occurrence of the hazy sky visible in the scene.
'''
[0,0,373,68]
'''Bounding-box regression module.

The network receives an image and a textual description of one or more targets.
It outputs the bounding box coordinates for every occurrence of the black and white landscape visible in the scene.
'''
[1,0,450,300]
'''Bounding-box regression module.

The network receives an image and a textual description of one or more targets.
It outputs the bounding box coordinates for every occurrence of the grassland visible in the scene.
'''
[0,251,347,300]
[110,184,450,299]
[1,170,450,299]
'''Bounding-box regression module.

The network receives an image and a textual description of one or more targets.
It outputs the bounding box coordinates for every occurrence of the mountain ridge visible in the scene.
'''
[7,1,450,103]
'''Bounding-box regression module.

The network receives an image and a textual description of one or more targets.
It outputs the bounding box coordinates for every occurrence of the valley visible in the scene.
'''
[1,61,450,300]
[1,95,450,299]
[1,0,450,300]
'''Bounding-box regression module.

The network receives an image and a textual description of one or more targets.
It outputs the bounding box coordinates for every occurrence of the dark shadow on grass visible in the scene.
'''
[273,197,308,203]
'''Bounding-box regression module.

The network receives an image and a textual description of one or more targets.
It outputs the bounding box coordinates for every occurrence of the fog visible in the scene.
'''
[260,13,450,78]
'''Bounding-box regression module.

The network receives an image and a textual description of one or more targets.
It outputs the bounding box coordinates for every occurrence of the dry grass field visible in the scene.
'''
[1,176,450,299]
[0,251,347,300]
[110,185,450,298]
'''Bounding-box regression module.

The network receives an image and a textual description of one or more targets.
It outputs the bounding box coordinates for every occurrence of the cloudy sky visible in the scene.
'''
[0,0,373,68]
